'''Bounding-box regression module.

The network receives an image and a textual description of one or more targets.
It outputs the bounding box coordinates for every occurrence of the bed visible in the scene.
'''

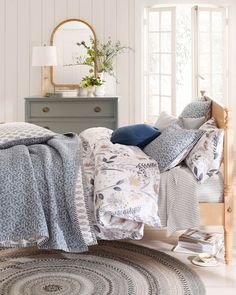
[198,96,234,264]
[79,95,234,263]
[0,96,234,264]
[156,96,234,264]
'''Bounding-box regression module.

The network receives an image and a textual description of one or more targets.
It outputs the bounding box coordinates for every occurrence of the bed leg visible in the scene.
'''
[224,185,234,264]
[224,228,233,264]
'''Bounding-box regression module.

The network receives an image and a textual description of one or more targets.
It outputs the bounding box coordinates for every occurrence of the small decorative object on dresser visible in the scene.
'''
[24,96,118,134]
[80,76,104,97]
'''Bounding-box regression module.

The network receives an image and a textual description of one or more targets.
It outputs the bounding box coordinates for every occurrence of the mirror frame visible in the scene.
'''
[50,18,97,88]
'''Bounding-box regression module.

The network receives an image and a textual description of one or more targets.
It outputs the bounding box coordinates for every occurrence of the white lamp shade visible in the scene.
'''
[32,46,58,66]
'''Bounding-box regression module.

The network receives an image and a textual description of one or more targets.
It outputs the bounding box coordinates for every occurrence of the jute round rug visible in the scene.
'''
[0,241,205,295]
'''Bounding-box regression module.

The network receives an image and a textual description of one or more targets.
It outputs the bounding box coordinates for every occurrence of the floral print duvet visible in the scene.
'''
[79,127,161,240]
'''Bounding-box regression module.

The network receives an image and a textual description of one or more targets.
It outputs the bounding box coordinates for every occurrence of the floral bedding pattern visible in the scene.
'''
[185,118,224,183]
[79,128,161,240]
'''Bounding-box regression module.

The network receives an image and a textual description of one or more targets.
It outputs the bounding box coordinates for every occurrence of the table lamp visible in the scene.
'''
[32,45,57,96]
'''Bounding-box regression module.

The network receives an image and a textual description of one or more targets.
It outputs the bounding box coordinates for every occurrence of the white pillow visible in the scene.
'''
[185,118,224,183]
[178,116,206,130]
[154,111,178,132]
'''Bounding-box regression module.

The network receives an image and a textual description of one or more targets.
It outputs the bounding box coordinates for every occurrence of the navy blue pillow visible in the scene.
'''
[111,124,161,148]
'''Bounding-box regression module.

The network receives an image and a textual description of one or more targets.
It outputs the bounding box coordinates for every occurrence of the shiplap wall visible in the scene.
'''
[0,0,135,126]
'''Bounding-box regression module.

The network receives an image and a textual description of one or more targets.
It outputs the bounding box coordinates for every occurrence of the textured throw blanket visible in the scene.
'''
[0,134,96,252]
[158,165,200,234]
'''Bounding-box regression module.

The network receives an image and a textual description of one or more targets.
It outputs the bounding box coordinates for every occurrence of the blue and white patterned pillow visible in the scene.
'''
[0,122,55,149]
[180,100,211,118]
[143,124,204,173]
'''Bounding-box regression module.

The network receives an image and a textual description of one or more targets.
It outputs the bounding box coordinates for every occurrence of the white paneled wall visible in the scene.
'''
[0,0,135,126]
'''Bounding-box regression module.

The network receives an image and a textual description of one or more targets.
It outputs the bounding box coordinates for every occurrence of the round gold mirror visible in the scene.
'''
[50,19,96,88]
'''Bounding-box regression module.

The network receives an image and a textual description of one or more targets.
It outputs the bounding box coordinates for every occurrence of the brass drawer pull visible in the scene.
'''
[94,106,101,113]
[42,107,50,113]
[227,207,232,213]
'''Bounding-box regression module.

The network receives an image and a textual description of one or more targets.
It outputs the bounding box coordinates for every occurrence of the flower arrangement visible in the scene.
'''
[77,37,130,77]
[81,75,104,88]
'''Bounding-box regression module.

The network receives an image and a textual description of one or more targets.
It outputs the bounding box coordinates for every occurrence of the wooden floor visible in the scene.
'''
[132,228,236,295]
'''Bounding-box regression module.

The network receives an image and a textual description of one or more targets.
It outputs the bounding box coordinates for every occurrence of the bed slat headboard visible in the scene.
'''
[202,96,234,264]
[204,96,234,234]
[204,96,234,188]
[211,100,227,128]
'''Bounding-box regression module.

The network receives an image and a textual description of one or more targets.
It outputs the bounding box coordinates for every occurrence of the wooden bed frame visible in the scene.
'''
[199,96,234,264]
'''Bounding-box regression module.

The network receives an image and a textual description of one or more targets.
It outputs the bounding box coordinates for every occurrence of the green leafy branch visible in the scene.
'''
[77,37,132,77]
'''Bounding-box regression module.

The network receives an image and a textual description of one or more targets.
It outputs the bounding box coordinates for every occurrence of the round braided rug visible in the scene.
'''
[0,241,205,295]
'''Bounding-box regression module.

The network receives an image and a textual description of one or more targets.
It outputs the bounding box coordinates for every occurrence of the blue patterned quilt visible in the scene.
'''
[0,133,97,252]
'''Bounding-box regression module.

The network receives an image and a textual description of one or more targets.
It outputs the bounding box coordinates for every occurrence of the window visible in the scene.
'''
[143,5,228,123]
[144,7,176,123]
[193,6,227,102]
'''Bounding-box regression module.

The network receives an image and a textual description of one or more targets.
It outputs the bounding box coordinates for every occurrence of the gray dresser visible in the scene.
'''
[25,96,119,134]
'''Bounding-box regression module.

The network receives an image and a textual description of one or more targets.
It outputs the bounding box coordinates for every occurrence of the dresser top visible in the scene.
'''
[25,95,119,102]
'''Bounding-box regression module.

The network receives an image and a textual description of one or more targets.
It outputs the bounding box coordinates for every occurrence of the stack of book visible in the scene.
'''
[173,229,224,255]
[46,90,79,98]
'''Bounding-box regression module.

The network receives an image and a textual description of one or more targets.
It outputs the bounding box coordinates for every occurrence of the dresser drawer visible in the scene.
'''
[25,96,118,133]
[31,120,116,134]
[28,101,115,118]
